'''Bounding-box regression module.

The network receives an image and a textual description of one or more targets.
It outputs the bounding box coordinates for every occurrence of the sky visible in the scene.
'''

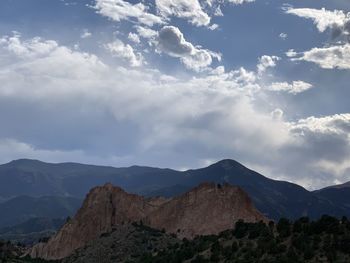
[0,0,349,189]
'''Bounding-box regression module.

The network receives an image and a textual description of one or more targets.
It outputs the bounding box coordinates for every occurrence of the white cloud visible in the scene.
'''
[94,0,164,26]
[290,114,350,135]
[1,34,349,190]
[0,33,291,171]
[286,8,349,33]
[81,29,92,39]
[155,0,211,27]
[208,24,219,30]
[180,51,214,71]
[231,67,256,84]
[286,49,297,58]
[288,114,350,186]
[214,5,223,16]
[227,0,255,4]
[157,26,221,71]
[154,0,255,28]
[271,108,284,120]
[135,26,158,39]
[0,33,58,58]
[285,7,350,70]
[105,39,144,67]
[0,34,105,84]
[269,81,313,94]
[291,44,350,70]
[286,7,350,40]
[257,55,280,74]
[128,32,141,43]
[93,0,257,30]
[279,32,288,40]
[209,66,225,75]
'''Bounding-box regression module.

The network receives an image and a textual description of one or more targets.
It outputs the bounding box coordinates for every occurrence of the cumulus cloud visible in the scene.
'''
[94,0,164,26]
[93,0,256,30]
[135,26,158,39]
[1,33,349,189]
[231,67,256,84]
[257,55,280,74]
[0,33,290,171]
[0,33,58,58]
[291,114,350,136]
[269,81,313,94]
[157,26,193,56]
[289,44,350,70]
[156,0,211,27]
[286,8,349,33]
[128,32,140,43]
[287,114,350,186]
[286,7,350,41]
[157,26,221,71]
[105,39,144,67]
[285,7,350,70]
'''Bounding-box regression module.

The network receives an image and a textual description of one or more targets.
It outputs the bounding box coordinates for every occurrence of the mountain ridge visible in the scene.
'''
[0,195,81,228]
[0,158,349,220]
[1,158,345,192]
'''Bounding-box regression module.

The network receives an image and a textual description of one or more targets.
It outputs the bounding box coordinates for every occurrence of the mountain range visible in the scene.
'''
[0,195,81,229]
[0,217,66,245]
[0,158,349,227]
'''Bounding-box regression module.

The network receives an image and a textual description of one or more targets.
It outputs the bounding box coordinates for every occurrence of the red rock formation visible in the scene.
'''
[29,182,267,260]
[146,182,266,239]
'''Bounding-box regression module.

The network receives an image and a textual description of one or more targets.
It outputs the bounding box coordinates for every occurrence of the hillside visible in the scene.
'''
[314,181,350,215]
[141,216,350,263]
[62,223,179,263]
[0,195,81,228]
[0,217,66,245]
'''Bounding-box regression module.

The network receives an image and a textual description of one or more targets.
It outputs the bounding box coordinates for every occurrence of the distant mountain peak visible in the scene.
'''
[3,159,49,169]
[7,159,43,165]
[209,159,246,170]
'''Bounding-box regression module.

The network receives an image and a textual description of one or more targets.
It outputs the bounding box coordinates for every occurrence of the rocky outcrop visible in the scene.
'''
[29,183,164,260]
[29,182,267,260]
[146,182,265,239]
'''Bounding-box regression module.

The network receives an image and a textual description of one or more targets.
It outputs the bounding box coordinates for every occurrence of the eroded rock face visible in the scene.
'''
[146,183,266,239]
[29,182,267,260]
